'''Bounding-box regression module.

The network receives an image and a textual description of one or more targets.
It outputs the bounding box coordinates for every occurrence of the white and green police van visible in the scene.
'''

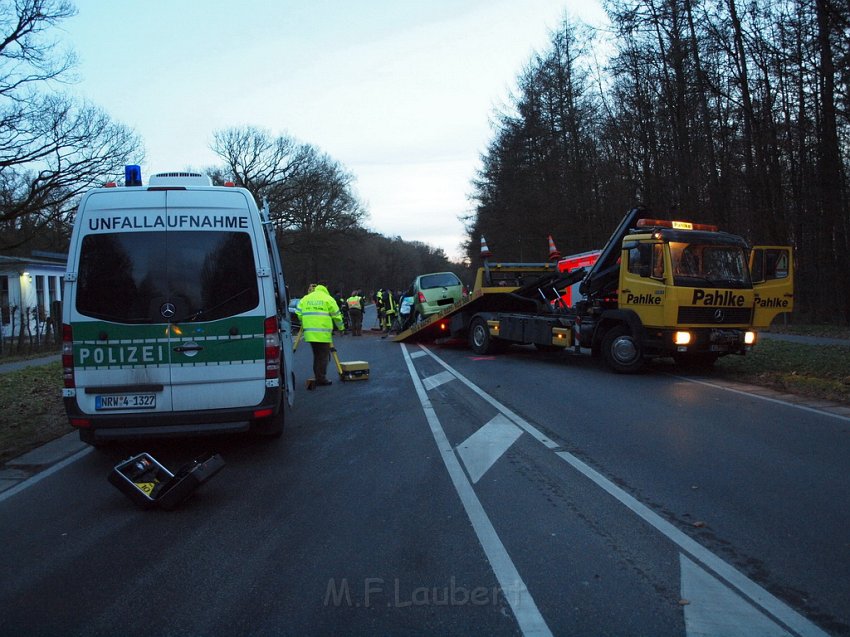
[62,167,295,445]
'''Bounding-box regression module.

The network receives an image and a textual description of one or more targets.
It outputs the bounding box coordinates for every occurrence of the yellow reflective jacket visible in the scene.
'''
[296,285,344,343]
[347,295,362,310]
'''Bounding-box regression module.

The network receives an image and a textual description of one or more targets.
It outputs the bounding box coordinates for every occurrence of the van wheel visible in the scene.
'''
[602,325,644,374]
[255,414,283,438]
[255,395,284,438]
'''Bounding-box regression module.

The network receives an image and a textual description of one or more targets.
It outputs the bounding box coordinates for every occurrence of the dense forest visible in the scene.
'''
[467,0,850,322]
[2,1,848,322]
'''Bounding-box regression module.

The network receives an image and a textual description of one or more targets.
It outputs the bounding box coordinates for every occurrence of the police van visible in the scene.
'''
[61,167,295,445]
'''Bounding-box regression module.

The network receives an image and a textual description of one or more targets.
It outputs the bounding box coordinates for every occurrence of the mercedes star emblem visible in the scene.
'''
[160,302,176,319]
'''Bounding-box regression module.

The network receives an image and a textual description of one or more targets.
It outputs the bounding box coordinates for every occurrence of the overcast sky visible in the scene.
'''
[63,0,605,261]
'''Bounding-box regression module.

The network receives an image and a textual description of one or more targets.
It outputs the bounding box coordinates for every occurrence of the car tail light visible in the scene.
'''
[264,317,281,379]
[418,291,426,303]
[62,323,75,388]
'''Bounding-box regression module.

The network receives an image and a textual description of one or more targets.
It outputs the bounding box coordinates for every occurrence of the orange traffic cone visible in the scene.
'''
[480,236,492,259]
[547,235,561,261]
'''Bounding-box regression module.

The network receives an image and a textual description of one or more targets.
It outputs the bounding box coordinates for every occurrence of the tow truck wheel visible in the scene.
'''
[602,325,644,374]
[469,317,494,354]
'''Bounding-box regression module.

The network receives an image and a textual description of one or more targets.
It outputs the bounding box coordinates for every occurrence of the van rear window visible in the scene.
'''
[76,231,259,323]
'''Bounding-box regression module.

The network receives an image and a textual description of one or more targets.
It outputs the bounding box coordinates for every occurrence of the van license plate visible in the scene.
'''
[95,394,156,410]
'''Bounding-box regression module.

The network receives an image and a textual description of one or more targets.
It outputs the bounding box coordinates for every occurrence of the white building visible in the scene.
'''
[0,252,66,342]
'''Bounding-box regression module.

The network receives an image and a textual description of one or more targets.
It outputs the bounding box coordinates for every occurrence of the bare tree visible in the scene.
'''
[0,0,142,250]
[211,125,367,281]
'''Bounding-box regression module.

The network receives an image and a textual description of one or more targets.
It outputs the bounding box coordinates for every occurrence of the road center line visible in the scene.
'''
[401,344,552,637]
[414,344,829,637]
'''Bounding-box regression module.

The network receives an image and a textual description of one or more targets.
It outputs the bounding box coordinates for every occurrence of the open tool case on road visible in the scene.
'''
[109,452,225,510]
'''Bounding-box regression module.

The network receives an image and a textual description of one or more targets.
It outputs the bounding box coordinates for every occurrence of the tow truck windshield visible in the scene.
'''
[669,241,751,288]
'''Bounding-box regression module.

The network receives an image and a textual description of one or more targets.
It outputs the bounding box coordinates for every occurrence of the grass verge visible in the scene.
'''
[713,339,850,404]
[0,362,71,465]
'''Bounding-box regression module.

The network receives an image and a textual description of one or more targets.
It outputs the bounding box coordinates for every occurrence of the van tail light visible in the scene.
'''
[264,317,281,379]
[418,291,426,303]
[62,323,75,388]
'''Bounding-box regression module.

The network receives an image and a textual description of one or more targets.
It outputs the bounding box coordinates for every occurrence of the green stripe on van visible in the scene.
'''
[71,316,266,368]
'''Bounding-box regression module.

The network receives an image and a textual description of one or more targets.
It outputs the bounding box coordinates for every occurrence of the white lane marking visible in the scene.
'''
[680,554,793,637]
[0,446,93,504]
[418,346,559,449]
[457,414,523,484]
[401,344,552,637]
[670,374,850,422]
[416,344,829,637]
[410,351,427,359]
[553,454,827,637]
[423,370,455,390]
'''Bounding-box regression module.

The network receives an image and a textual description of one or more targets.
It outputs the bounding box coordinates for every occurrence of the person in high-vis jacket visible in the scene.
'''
[379,287,396,332]
[346,289,364,336]
[296,284,344,386]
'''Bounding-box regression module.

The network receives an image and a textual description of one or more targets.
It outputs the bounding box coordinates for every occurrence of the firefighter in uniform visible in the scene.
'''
[374,289,385,331]
[380,287,397,332]
[346,290,364,336]
[296,284,344,386]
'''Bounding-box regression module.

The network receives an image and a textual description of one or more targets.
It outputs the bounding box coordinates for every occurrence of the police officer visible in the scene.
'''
[296,283,344,386]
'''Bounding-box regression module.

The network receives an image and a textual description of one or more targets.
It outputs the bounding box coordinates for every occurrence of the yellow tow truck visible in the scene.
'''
[395,207,794,373]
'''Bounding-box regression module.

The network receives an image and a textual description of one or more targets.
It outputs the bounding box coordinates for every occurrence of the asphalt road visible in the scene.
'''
[1,310,848,636]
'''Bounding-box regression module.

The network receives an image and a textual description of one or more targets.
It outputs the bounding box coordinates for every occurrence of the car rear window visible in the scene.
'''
[419,273,461,289]
[76,230,259,323]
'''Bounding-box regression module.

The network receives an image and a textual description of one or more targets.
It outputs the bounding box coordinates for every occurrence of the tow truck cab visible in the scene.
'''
[577,217,794,370]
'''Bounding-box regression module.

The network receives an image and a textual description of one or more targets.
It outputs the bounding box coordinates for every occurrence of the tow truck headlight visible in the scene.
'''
[744,331,756,345]
[674,331,692,346]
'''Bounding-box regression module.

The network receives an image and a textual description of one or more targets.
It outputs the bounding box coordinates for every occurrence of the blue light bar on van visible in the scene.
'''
[125,165,142,187]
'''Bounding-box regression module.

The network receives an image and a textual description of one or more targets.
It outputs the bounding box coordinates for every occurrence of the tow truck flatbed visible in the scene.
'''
[393,262,583,344]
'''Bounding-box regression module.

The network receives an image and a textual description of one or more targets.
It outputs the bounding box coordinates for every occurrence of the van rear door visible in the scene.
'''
[164,189,266,412]
[70,189,174,415]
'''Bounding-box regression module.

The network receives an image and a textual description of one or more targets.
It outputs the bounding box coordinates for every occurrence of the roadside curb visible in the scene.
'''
[676,376,850,420]
[0,431,88,496]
